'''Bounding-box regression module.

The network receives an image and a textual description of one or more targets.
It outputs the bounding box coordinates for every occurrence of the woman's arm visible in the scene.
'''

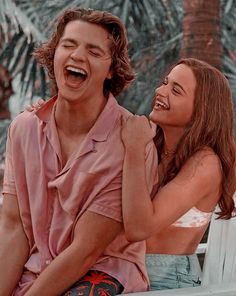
[121,117,222,242]
[121,115,158,241]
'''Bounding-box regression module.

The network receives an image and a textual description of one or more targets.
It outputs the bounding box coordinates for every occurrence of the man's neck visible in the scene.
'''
[55,94,107,136]
[54,93,108,167]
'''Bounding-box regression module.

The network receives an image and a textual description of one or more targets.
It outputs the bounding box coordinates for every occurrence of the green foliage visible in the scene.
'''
[0,0,235,114]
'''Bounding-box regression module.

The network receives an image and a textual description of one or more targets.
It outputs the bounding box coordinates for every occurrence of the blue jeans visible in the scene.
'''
[145,254,201,290]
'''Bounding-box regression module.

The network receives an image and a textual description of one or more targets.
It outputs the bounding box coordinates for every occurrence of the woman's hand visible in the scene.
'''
[25,99,45,112]
[121,115,156,151]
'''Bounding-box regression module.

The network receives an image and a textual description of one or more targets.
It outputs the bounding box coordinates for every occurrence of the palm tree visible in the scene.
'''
[0,0,235,112]
[181,0,236,101]
[180,0,222,69]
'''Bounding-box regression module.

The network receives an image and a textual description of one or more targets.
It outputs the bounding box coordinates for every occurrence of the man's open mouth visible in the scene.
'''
[64,66,88,85]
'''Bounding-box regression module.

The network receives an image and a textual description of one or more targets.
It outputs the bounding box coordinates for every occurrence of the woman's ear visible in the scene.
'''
[106,71,113,79]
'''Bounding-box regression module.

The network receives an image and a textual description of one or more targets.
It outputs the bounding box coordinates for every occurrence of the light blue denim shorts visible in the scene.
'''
[145,253,201,291]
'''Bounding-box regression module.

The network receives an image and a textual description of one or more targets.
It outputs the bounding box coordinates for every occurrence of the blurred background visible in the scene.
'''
[0,0,236,197]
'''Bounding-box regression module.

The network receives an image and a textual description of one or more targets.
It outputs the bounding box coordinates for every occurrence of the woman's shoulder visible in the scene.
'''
[188,147,221,169]
[190,148,222,210]
[180,147,222,185]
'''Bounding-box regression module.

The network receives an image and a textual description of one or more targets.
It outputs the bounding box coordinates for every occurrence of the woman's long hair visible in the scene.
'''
[154,58,236,219]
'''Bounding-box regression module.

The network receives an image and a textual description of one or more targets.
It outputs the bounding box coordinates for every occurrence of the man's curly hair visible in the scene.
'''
[34,8,135,97]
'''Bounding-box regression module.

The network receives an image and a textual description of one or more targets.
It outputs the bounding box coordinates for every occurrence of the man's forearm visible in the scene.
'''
[26,210,122,296]
[0,225,29,296]
[25,240,99,296]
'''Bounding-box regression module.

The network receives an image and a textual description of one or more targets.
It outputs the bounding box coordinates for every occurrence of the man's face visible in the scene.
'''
[54,20,113,103]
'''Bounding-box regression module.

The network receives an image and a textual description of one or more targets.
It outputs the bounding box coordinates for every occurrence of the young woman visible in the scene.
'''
[121,58,236,290]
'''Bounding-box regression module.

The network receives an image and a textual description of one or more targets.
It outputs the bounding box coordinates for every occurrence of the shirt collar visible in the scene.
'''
[35,95,57,123]
[35,93,120,143]
[89,93,120,142]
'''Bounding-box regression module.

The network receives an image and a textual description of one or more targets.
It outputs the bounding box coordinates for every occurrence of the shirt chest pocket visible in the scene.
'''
[48,169,102,217]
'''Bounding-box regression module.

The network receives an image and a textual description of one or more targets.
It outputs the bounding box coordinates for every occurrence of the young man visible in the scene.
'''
[0,8,158,296]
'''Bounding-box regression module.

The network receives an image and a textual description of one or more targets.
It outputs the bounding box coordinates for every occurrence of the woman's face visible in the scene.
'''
[149,64,196,129]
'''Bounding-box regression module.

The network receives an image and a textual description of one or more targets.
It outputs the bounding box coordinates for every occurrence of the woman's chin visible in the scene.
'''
[149,111,157,123]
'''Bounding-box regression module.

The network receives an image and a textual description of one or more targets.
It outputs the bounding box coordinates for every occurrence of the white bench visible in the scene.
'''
[196,243,207,255]
[123,282,236,296]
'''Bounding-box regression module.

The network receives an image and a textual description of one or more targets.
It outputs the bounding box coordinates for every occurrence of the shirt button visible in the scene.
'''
[45,260,51,265]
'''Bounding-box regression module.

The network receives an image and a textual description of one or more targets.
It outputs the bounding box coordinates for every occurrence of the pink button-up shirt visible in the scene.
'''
[3,94,158,294]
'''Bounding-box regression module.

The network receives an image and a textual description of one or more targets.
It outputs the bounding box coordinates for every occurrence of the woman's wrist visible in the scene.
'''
[124,146,146,163]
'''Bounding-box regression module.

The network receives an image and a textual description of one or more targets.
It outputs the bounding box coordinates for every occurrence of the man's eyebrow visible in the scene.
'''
[60,38,76,44]
[59,38,108,55]
[87,43,108,55]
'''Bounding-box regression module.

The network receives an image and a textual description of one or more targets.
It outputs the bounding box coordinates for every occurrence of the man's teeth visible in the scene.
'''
[66,66,87,75]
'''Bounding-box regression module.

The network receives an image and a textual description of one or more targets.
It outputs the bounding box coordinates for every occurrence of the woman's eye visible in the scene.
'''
[162,79,168,85]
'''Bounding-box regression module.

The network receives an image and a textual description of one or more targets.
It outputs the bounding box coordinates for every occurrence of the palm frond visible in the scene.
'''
[0,0,235,112]
[9,36,28,73]
[0,0,45,42]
